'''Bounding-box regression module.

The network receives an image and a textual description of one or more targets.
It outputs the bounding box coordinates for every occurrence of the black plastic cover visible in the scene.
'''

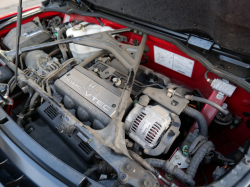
[38,101,95,162]
[86,0,250,55]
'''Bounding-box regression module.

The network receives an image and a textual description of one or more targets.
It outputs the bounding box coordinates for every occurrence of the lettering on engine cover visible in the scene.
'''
[60,69,120,117]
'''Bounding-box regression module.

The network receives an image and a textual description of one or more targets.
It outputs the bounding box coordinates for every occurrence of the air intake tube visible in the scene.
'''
[183,106,208,136]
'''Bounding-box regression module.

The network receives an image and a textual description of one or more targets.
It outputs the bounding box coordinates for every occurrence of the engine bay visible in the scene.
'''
[0,10,249,187]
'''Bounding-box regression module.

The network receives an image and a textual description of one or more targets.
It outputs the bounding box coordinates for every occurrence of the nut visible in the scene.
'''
[143,180,150,187]
[125,164,133,172]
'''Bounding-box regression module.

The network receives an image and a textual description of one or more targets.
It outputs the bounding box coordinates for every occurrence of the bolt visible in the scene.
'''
[105,71,109,75]
[94,68,99,73]
[194,129,199,135]
[165,173,174,181]
[143,180,150,187]
[185,158,191,164]
[144,149,149,154]
[112,77,119,83]
[234,118,241,125]
[126,142,133,148]
[126,164,133,172]
[222,103,228,110]
[112,104,116,108]
[243,157,250,165]
[175,155,180,159]
[171,113,176,117]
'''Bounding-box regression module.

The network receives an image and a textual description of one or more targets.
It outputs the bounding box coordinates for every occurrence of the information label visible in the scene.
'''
[154,46,194,77]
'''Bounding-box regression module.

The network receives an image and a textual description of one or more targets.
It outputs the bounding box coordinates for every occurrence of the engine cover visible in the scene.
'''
[56,66,121,118]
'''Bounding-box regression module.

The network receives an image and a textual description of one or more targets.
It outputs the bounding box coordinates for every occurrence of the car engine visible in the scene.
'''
[0,15,241,187]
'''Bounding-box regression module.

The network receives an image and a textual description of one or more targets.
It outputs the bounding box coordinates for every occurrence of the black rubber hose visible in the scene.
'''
[183,106,208,136]
[144,141,214,186]
[185,95,228,115]
[188,135,207,155]
[57,27,68,61]
[48,48,60,57]
[145,158,194,186]
[186,141,215,178]
[17,92,34,128]
[20,92,40,121]
[84,165,99,177]
[29,92,40,110]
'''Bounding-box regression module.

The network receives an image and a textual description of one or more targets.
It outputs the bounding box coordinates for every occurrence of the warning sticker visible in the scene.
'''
[154,46,194,77]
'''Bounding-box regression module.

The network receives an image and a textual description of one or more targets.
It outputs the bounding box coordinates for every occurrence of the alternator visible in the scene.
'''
[125,104,171,151]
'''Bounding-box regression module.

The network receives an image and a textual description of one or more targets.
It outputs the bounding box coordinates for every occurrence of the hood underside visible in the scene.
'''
[83,0,250,56]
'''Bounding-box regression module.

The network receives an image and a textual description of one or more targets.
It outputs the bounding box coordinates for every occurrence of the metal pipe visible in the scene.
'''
[15,0,23,85]
[185,95,229,115]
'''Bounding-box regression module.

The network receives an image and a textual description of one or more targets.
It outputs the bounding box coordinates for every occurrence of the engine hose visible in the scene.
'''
[30,92,40,110]
[144,158,193,186]
[186,141,215,178]
[57,27,68,61]
[17,92,34,128]
[84,165,99,177]
[48,48,60,57]
[188,135,207,155]
[78,49,106,67]
[144,141,214,186]
[183,106,208,136]
[185,95,228,115]
[84,162,116,177]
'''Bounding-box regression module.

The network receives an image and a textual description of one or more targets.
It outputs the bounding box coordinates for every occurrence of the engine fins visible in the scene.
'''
[78,141,93,155]
[44,105,59,120]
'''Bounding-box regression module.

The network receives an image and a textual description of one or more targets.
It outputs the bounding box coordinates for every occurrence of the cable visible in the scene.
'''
[204,71,212,83]
[183,106,208,136]
[138,83,168,89]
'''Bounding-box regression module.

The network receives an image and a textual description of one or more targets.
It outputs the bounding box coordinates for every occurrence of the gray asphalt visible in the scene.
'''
[0,0,41,16]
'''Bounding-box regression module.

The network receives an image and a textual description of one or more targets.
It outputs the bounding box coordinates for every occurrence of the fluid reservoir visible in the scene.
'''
[66,22,114,59]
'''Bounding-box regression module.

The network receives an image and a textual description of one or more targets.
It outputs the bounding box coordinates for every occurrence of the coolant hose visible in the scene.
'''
[183,106,208,136]
[185,95,228,115]
[57,27,68,61]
